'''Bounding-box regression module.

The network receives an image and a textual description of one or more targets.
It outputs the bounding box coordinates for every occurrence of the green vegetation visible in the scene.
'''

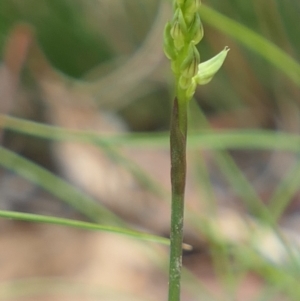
[1,0,300,300]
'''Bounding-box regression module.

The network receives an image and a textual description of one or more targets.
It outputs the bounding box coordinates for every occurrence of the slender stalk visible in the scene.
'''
[168,97,187,301]
[164,2,228,300]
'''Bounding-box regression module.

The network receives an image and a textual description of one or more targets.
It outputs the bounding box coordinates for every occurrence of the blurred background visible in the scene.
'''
[1,0,300,300]
[1,0,300,131]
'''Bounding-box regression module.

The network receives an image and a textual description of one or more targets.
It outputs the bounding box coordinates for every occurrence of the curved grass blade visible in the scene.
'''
[0,146,121,225]
[0,209,170,246]
[0,114,168,198]
[269,159,300,222]
[2,115,300,151]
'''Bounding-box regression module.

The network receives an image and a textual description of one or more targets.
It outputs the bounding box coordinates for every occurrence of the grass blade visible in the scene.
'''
[0,209,170,246]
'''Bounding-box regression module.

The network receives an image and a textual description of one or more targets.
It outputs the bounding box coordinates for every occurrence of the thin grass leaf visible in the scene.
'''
[2,115,300,151]
[0,209,171,246]
[0,146,121,225]
[192,106,271,221]
[269,158,300,221]
[215,150,271,221]
[0,114,168,198]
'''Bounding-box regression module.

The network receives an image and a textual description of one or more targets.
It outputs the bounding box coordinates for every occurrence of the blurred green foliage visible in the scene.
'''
[0,0,115,77]
[1,1,300,300]
[0,0,162,78]
[1,0,300,131]
[201,0,300,121]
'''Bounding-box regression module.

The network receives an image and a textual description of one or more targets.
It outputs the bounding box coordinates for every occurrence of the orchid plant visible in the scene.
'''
[163,1,229,300]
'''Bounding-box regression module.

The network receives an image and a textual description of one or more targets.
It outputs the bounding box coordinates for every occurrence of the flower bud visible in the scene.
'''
[180,42,200,78]
[183,0,200,24]
[188,14,204,44]
[194,47,230,85]
[170,9,187,50]
[170,22,185,50]
[163,22,177,60]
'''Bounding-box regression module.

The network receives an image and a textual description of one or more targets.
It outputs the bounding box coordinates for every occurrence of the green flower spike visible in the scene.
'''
[164,0,229,102]
[165,2,229,301]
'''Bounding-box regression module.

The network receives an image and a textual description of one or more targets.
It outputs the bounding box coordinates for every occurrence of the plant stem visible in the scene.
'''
[168,97,187,301]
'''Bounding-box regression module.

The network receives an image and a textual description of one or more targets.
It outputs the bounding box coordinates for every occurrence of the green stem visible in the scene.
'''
[168,97,187,301]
